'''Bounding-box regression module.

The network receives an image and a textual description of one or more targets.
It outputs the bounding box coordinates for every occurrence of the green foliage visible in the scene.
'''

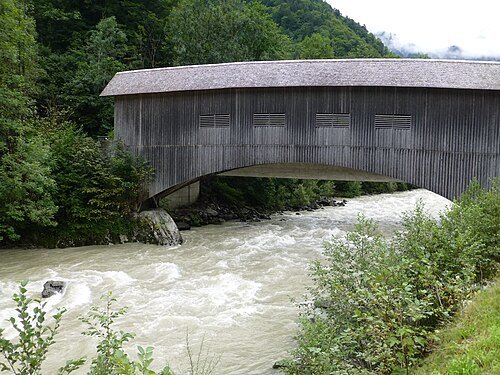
[298,33,334,59]
[362,181,398,195]
[0,285,176,375]
[167,0,292,66]
[80,292,174,375]
[207,176,335,210]
[0,114,154,247]
[334,180,362,197]
[0,281,85,374]
[0,0,38,140]
[283,181,499,374]
[44,123,153,247]
[33,0,173,66]
[110,141,155,214]
[444,178,500,281]
[259,0,392,58]
[35,124,121,246]
[211,178,246,206]
[0,134,58,241]
[207,176,414,210]
[63,16,127,135]
[412,276,500,375]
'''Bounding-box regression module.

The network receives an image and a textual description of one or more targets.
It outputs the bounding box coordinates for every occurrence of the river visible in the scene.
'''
[0,189,451,374]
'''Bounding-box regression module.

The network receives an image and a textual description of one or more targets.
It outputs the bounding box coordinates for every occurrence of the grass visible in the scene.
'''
[411,275,500,375]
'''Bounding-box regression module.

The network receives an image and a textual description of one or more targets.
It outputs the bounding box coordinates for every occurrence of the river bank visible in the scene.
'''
[169,195,348,229]
[411,275,500,374]
[0,208,183,249]
[167,177,414,230]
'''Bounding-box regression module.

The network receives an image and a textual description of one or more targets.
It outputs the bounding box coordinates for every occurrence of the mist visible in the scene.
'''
[377,31,500,61]
[327,0,500,61]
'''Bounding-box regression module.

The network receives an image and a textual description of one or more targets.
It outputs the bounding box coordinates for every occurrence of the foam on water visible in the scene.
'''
[154,262,181,279]
[97,270,135,285]
[64,282,92,308]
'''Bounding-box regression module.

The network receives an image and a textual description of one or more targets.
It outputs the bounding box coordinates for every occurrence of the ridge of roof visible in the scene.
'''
[101,59,500,96]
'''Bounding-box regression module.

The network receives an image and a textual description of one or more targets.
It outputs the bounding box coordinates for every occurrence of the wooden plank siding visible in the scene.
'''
[114,86,500,201]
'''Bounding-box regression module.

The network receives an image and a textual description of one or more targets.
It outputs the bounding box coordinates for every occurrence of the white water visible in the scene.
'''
[0,190,450,374]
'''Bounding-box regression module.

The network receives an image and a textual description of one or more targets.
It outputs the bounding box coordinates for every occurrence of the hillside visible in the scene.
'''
[31,0,393,135]
[259,0,393,58]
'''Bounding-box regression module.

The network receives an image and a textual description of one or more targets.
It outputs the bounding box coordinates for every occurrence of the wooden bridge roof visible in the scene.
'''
[101,59,500,97]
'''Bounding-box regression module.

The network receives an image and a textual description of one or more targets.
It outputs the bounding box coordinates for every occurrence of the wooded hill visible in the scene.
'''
[0,0,393,246]
[32,0,394,135]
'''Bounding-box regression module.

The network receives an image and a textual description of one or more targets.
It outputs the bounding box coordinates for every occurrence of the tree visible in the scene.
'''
[167,0,292,66]
[259,0,392,59]
[64,16,127,135]
[0,0,38,151]
[298,33,334,59]
[0,0,58,243]
[0,135,57,242]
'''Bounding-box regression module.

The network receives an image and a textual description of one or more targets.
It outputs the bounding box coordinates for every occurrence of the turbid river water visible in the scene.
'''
[0,189,451,374]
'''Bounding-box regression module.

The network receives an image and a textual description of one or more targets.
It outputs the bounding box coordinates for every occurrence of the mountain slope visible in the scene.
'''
[258,0,394,58]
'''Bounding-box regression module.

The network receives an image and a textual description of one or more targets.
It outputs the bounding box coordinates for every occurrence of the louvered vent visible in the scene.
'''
[199,114,230,128]
[316,113,350,128]
[375,114,411,130]
[253,113,286,127]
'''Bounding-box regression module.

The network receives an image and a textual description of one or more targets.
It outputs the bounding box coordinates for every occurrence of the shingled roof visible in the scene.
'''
[100,59,500,96]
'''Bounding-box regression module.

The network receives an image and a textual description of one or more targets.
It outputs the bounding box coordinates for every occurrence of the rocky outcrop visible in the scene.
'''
[42,280,66,298]
[171,197,348,230]
[135,208,183,245]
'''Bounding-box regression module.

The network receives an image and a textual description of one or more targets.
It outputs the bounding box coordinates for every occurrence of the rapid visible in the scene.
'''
[0,189,451,374]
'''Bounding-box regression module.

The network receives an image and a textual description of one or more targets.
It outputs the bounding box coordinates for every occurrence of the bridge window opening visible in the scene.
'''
[199,114,230,128]
[315,113,351,128]
[253,113,286,127]
[375,114,412,130]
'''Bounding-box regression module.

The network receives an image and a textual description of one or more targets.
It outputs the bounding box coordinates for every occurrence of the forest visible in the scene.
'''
[0,0,395,247]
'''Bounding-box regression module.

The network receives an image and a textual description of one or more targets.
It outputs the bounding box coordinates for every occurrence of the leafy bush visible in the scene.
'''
[0,283,219,375]
[334,181,362,197]
[283,180,499,374]
[0,118,154,248]
[205,176,415,211]
[0,286,171,375]
[206,176,338,210]
[80,292,173,375]
[361,181,397,195]
[412,276,500,374]
[0,281,85,374]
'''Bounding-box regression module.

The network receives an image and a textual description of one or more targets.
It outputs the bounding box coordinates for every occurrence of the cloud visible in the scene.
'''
[328,0,500,60]
[377,31,500,60]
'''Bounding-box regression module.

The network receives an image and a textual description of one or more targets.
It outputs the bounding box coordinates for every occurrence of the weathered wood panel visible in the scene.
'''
[114,85,500,202]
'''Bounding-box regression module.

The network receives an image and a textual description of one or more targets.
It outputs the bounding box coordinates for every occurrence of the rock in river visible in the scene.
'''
[136,208,183,246]
[42,280,66,298]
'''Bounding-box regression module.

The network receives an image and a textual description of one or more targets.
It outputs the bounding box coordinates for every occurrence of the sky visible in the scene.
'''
[326,0,500,59]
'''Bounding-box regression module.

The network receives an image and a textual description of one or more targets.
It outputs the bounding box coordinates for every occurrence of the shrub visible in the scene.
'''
[0,281,85,374]
[334,181,362,197]
[80,292,174,375]
[0,284,173,375]
[283,180,499,374]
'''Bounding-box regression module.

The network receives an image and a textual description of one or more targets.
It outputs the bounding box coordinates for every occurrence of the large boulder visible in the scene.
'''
[42,280,66,298]
[136,208,183,246]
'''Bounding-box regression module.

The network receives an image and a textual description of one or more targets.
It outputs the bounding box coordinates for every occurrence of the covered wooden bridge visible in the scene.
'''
[101,59,500,203]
